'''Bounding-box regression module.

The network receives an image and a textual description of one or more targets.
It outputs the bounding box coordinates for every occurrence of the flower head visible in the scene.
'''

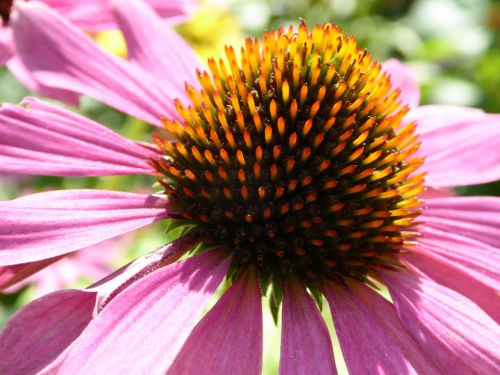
[155,21,424,291]
[0,1,499,374]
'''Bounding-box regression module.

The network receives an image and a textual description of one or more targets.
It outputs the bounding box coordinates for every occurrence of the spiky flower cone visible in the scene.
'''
[153,21,424,290]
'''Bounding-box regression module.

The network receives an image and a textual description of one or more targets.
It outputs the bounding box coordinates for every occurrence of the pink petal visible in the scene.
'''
[418,225,500,291]
[11,1,181,126]
[112,0,203,98]
[41,0,197,31]
[90,230,205,311]
[403,247,500,323]
[324,281,439,375]
[6,55,80,105]
[0,97,159,176]
[407,105,484,132]
[382,269,500,374]
[0,289,97,375]
[0,256,62,291]
[144,0,198,24]
[0,189,170,265]
[420,187,455,200]
[59,250,229,375]
[382,59,420,107]
[0,28,13,66]
[0,233,205,374]
[168,269,263,375]
[423,196,500,248]
[408,105,500,187]
[280,280,335,375]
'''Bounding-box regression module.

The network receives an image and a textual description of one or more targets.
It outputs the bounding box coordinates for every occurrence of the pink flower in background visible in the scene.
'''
[0,0,197,103]
[2,236,124,297]
[0,1,499,374]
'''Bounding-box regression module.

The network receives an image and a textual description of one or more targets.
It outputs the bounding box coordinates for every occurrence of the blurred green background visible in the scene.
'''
[1,0,499,373]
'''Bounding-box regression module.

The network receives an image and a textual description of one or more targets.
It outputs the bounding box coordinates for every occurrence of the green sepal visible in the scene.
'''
[308,285,324,311]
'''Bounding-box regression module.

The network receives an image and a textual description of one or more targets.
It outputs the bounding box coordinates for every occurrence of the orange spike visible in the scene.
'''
[238,168,246,184]
[236,111,245,133]
[301,147,312,162]
[255,145,263,163]
[219,148,231,166]
[274,186,285,199]
[265,125,273,145]
[277,117,286,137]
[218,166,230,182]
[269,99,278,121]
[280,202,290,215]
[236,150,246,166]
[258,186,266,200]
[253,113,263,133]
[282,79,290,104]
[241,186,249,201]
[309,101,320,118]
[299,84,308,105]
[253,162,261,179]
[223,187,233,200]
[225,131,237,150]
[331,142,346,157]
[270,164,279,181]
[273,145,282,160]
[347,147,364,163]
[204,150,217,166]
[302,119,313,137]
[289,99,298,122]
[209,129,222,149]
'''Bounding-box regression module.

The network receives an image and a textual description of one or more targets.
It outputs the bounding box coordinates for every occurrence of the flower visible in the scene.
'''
[1,0,500,374]
[2,236,125,297]
[0,0,197,103]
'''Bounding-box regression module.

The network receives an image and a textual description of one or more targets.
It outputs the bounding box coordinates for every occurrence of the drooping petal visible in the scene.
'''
[0,232,204,374]
[0,256,62,291]
[382,269,500,374]
[418,226,500,291]
[41,0,197,31]
[382,59,420,107]
[279,280,335,375]
[324,281,440,375]
[0,28,13,66]
[168,269,263,375]
[11,1,181,126]
[90,230,205,311]
[0,98,159,176]
[0,289,97,375]
[6,56,81,105]
[0,190,169,265]
[403,247,500,323]
[423,196,500,248]
[59,250,229,375]
[112,0,203,99]
[408,105,500,187]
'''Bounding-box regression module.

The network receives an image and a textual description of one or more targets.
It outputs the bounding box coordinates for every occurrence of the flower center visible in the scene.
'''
[153,22,424,286]
[0,0,13,25]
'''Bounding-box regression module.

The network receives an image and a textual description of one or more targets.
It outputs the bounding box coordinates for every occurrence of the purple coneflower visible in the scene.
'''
[0,0,197,103]
[1,1,500,374]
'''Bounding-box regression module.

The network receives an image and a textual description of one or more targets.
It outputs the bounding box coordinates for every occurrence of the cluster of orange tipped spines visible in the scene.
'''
[152,22,425,282]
